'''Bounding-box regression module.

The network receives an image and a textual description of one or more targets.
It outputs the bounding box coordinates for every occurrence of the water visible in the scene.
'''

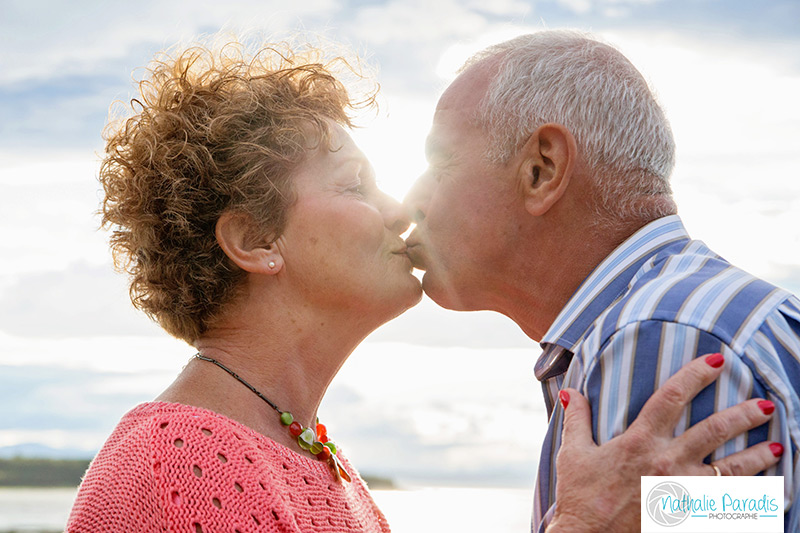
[374,486,533,532]
[0,486,533,532]
[0,488,76,532]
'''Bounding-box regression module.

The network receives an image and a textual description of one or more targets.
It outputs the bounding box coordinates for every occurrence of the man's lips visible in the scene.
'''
[404,229,421,249]
[403,234,427,270]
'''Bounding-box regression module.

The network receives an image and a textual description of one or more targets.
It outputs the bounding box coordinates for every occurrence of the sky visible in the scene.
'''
[1,0,799,488]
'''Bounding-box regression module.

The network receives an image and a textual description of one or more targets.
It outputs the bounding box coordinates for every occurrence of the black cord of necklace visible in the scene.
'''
[193,353,283,415]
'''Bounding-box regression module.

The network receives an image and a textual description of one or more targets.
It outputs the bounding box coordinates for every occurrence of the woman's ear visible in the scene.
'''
[517,123,577,216]
[215,212,283,275]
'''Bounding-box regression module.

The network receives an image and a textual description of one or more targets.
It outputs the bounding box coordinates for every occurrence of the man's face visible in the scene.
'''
[404,63,523,312]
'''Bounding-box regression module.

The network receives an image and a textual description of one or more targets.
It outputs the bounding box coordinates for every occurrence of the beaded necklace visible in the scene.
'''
[193,353,351,482]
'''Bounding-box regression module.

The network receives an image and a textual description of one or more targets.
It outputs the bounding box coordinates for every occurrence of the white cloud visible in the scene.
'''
[557,0,662,15]
[0,153,108,276]
[347,0,490,45]
[465,0,532,17]
[557,0,593,15]
[366,296,535,348]
[320,342,546,483]
[0,331,188,372]
[434,25,539,80]
[769,264,800,295]
[603,6,631,17]
[0,0,342,85]
[0,363,179,452]
[0,262,161,339]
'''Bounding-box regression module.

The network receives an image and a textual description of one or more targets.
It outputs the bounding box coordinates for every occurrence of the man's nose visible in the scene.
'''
[403,174,433,223]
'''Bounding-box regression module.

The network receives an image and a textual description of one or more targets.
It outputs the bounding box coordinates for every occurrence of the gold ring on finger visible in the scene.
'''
[710,463,722,476]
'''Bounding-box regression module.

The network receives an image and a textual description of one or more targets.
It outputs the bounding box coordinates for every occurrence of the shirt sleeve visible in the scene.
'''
[580,320,777,461]
[532,318,793,533]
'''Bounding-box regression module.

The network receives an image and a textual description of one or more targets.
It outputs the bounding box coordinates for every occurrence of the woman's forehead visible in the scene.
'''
[294,123,371,182]
[324,123,369,163]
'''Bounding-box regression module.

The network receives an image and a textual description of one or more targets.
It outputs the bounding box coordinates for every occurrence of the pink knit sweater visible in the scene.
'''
[67,402,391,532]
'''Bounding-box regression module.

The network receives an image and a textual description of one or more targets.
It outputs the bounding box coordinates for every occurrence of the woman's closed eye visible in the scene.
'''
[346,174,378,197]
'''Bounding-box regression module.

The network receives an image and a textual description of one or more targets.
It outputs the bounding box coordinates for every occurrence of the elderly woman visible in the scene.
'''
[67,38,778,533]
[68,41,417,532]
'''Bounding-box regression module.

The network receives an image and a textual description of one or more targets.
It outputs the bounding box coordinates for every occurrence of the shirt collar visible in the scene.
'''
[538,215,690,358]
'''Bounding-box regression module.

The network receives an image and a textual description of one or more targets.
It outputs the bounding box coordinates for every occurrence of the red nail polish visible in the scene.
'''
[559,390,570,409]
[769,442,784,457]
[706,353,724,368]
[758,400,775,415]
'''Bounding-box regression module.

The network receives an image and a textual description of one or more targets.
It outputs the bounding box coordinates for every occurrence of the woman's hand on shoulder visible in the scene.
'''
[546,353,781,533]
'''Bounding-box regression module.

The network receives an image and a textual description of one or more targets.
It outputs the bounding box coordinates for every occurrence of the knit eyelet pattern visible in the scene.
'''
[67,402,391,532]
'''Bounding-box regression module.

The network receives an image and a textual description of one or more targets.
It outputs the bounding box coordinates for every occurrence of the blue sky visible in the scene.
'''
[1,0,799,486]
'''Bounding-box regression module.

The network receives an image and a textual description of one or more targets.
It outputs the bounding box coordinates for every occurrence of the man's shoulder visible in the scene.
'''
[593,239,793,347]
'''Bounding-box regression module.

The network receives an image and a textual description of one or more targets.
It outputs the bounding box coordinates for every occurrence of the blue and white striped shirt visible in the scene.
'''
[532,215,800,532]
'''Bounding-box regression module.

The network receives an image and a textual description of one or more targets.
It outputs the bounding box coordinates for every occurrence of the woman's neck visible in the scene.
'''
[157,291,371,450]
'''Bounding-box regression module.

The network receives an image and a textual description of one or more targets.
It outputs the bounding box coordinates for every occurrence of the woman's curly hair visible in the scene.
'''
[100,38,376,343]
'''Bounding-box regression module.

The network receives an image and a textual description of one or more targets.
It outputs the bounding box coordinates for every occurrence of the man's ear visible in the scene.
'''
[215,212,283,275]
[517,123,577,216]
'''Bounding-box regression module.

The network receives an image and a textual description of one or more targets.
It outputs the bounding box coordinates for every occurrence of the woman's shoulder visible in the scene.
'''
[67,403,173,531]
[134,401,306,462]
[133,402,339,487]
[143,402,376,531]
[72,402,386,532]
[70,402,299,531]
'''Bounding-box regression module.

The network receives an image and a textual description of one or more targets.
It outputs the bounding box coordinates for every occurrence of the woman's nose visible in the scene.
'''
[381,194,411,234]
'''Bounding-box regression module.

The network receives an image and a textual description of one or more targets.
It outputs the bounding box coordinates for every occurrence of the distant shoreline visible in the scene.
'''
[0,458,89,487]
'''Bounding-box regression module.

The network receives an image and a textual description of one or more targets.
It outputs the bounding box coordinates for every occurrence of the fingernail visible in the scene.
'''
[758,400,775,415]
[705,353,724,368]
[769,442,784,457]
[559,390,570,410]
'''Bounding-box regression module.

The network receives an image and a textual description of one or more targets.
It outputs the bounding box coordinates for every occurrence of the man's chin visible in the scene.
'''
[421,272,472,312]
[407,254,427,272]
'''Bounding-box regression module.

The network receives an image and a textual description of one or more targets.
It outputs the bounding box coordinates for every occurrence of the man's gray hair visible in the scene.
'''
[465,30,677,220]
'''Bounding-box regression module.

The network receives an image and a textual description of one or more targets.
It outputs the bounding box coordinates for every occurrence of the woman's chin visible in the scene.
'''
[377,280,424,323]
[406,281,424,307]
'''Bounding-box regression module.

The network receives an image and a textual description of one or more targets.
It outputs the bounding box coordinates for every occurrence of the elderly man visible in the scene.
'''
[405,30,799,531]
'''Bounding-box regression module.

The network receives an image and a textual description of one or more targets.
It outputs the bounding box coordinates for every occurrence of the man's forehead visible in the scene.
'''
[436,57,497,112]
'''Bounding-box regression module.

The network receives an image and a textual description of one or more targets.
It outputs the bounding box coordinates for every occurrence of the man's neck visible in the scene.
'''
[499,215,650,342]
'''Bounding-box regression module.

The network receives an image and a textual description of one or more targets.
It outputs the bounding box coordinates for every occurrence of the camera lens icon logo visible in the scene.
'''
[646,481,690,526]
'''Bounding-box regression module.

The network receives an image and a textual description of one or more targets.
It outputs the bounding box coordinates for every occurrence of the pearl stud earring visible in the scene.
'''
[268,261,276,269]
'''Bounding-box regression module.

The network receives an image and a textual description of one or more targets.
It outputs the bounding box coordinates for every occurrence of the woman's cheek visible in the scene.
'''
[350,207,387,249]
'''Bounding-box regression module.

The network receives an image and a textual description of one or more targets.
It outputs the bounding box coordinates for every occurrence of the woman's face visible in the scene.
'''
[276,122,422,321]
